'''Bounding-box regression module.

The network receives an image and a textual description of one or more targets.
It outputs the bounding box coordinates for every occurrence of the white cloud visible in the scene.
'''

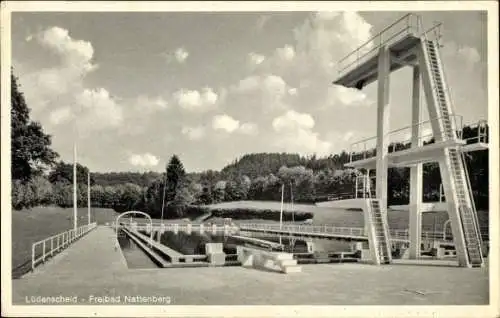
[443,42,481,65]
[212,114,240,133]
[174,87,218,112]
[135,95,168,112]
[202,87,218,105]
[128,153,160,167]
[292,11,373,74]
[328,85,370,107]
[343,131,354,142]
[175,47,189,63]
[49,107,72,125]
[239,122,258,136]
[232,74,290,112]
[458,46,480,65]
[182,126,205,140]
[248,52,265,65]
[76,88,123,130]
[211,114,258,135]
[37,26,97,73]
[272,110,331,155]
[20,27,100,113]
[276,45,295,61]
[236,74,287,96]
[272,110,315,131]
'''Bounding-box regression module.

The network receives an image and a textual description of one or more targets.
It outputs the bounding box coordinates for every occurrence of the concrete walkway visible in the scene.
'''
[23,226,127,277]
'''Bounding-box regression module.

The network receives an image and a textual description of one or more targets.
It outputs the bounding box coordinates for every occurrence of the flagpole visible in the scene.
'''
[87,172,91,225]
[73,143,78,231]
[160,173,167,224]
[279,183,284,246]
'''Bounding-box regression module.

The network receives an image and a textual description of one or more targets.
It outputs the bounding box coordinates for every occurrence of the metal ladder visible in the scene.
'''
[355,174,376,199]
[423,39,483,267]
[461,150,485,255]
[369,199,392,264]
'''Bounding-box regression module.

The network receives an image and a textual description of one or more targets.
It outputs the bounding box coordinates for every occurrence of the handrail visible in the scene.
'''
[238,223,488,243]
[337,13,414,65]
[349,114,464,162]
[31,222,97,271]
[336,14,419,75]
[460,150,484,253]
[335,14,443,78]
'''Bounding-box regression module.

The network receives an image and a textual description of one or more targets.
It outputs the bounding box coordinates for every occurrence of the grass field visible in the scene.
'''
[11,206,119,278]
[207,200,316,212]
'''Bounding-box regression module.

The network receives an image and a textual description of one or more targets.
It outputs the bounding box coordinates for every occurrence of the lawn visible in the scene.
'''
[11,206,119,278]
[207,200,316,212]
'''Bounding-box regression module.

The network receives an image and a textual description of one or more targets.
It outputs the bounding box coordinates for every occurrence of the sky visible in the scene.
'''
[11,10,488,173]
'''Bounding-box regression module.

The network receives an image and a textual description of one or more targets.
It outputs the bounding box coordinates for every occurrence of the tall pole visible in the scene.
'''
[73,143,78,231]
[290,181,294,223]
[279,183,284,246]
[160,174,167,224]
[87,172,91,225]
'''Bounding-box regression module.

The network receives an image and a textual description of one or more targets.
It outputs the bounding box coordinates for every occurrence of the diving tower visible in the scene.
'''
[331,14,487,268]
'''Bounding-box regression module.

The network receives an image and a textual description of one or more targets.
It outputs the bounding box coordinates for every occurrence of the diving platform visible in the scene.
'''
[330,13,488,268]
[333,14,436,89]
[346,139,466,170]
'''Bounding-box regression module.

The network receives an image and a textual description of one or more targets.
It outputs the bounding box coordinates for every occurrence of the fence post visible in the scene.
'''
[32,244,35,271]
[42,241,46,262]
[51,237,54,256]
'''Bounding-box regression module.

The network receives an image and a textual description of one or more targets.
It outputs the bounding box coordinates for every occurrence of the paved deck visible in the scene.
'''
[12,226,489,305]
[21,226,128,278]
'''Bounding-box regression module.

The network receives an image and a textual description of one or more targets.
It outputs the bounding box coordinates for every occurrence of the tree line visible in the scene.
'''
[11,69,489,217]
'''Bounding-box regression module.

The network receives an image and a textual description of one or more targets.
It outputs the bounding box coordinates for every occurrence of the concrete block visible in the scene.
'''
[306,242,315,253]
[351,242,364,252]
[278,259,298,267]
[206,243,223,254]
[208,253,226,265]
[272,252,294,261]
[435,247,445,258]
[283,265,302,273]
[360,249,372,261]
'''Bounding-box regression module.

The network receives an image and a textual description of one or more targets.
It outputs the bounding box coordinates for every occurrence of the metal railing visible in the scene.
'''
[335,13,442,78]
[239,223,489,244]
[348,114,465,163]
[463,119,488,145]
[115,222,239,234]
[31,222,97,271]
[240,223,366,237]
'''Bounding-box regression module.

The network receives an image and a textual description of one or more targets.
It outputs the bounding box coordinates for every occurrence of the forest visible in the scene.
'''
[11,70,490,219]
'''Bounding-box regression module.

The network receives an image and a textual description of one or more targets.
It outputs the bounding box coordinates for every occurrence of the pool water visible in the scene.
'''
[117,230,159,269]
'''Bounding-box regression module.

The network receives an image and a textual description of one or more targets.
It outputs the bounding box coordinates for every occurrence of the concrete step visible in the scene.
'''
[283,265,302,273]
[278,259,298,267]
[272,252,294,261]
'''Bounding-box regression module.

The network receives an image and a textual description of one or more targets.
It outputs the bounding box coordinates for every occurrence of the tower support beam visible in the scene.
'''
[409,66,423,259]
[375,45,391,210]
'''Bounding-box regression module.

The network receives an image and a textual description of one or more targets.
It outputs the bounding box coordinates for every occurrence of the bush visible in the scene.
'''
[180,205,313,222]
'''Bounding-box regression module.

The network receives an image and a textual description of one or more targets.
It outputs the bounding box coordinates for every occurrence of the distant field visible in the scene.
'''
[11,206,119,278]
[207,200,316,212]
